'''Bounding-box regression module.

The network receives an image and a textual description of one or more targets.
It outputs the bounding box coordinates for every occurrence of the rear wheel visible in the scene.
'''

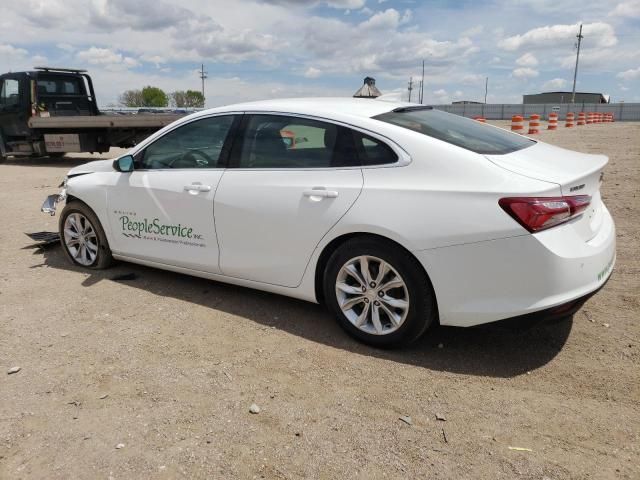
[323,237,437,348]
[59,201,113,269]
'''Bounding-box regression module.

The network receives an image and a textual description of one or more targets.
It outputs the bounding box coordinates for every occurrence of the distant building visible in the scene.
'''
[452,100,484,105]
[523,92,610,104]
[353,77,382,98]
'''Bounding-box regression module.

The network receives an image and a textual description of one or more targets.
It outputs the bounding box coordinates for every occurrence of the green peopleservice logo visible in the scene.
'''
[118,214,204,247]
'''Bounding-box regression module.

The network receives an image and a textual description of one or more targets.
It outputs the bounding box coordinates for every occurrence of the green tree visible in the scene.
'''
[171,90,205,108]
[141,86,168,107]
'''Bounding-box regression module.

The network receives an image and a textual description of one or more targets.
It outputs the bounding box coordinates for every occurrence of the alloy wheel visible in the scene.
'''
[63,212,99,266]
[335,255,410,335]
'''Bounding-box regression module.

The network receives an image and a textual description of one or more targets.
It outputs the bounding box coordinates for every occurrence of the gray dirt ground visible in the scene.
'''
[0,121,639,479]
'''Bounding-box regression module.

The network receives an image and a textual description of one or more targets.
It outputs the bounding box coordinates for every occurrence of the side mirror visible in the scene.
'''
[113,155,134,172]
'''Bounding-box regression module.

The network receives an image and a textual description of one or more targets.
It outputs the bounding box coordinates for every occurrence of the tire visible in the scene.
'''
[59,201,113,269]
[323,237,437,348]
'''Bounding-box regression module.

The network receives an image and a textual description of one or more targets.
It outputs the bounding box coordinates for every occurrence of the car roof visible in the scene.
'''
[196,97,414,121]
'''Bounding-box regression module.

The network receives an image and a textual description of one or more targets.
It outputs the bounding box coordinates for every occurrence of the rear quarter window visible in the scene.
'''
[374,108,534,155]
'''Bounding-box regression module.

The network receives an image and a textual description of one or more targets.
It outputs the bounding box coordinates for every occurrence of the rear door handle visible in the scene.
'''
[184,184,212,192]
[303,188,338,199]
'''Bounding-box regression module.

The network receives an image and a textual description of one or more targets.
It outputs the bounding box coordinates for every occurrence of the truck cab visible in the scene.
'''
[0,67,182,161]
[0,67,98,158]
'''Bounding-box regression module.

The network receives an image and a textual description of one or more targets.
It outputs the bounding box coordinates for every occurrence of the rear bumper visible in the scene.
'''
[486,277,609,329]
[415,204,616,327]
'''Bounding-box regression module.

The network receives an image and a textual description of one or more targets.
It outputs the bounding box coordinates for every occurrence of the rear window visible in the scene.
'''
[373,108,534,155]
[37,76,83,95]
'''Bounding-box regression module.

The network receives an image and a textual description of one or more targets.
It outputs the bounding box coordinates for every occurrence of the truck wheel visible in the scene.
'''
[59,201,113,269]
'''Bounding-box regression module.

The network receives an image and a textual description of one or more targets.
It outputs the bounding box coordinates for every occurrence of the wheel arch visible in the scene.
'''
[313,232,439,319]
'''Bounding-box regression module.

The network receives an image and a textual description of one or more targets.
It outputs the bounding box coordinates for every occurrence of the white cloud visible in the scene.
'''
[512,67,539,79]
[76,47,139,71]
[56,43,75,52]
[263,0,366,9]
[0,44,28,60]
[462,25,484,37]
[32,55,48,65]
[516,52,539,67]
[499,22,617,51]
[304,67,322,78]
[609,1,640,18]
[542,78,568,90]
[617,67,640,81]
[461,74,484,85]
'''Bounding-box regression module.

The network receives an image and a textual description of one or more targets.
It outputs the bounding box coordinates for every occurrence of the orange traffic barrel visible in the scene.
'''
[577,112,586,126]
[565,112,574,128]
[586,112,594,124]
[511,115,524,133]
[527,114,540,134]
[547,112,558,130]
[474,116,486,123]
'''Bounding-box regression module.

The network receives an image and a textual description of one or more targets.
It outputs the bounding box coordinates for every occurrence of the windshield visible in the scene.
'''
[373,108,534,155]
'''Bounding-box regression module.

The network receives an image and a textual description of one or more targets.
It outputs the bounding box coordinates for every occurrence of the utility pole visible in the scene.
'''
[199,63,208,105]
[484,76,488,104]
[420,60,425,104]
[408,77,413,102]
[571,24,583,104]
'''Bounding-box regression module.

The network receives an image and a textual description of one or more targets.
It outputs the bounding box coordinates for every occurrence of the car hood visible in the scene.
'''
[67,159,114,176]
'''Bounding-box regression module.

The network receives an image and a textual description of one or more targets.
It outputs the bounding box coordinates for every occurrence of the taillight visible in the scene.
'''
[499,195,591,233]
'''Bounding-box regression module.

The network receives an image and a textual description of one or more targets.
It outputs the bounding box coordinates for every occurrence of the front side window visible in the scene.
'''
[0,79,20,106]
[374,108,534,155]
[236,115,358,168]
[140,115,236,169]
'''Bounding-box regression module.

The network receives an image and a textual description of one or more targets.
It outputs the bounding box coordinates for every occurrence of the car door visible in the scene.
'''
[214,113,364,287]
[0,75,29,140]
[107,114,239,272]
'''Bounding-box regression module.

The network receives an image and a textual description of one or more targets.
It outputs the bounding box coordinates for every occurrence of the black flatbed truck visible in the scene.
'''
[0,67,184,160]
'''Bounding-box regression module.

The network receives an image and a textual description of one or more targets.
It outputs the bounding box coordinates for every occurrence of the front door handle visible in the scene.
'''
[303,188,338,199]
[184,184,212,193]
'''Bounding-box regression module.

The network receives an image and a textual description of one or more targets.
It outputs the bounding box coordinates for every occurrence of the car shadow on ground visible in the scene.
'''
[35,243,574,379]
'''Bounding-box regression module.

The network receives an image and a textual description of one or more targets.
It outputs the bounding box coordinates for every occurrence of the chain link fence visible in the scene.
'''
[431,103,640,121]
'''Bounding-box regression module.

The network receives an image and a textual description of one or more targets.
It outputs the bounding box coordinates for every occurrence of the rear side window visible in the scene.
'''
[374,108,534,155]
[236,115,359,168]
[352,131,398,165]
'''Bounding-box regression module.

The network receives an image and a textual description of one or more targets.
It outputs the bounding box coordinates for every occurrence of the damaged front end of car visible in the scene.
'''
[41,178,68,216]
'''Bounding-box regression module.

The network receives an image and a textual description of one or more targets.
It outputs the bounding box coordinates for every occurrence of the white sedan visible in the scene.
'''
[42,98,616,347]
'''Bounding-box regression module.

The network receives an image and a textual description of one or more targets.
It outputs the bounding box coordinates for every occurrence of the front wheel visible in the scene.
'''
[59,201,113,269]
[323,238,437,348]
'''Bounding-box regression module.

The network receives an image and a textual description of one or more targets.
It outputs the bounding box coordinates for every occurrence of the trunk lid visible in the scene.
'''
[486,141,608,241]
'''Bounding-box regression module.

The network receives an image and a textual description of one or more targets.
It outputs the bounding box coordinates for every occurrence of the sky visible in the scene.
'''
[1,0,639,107]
